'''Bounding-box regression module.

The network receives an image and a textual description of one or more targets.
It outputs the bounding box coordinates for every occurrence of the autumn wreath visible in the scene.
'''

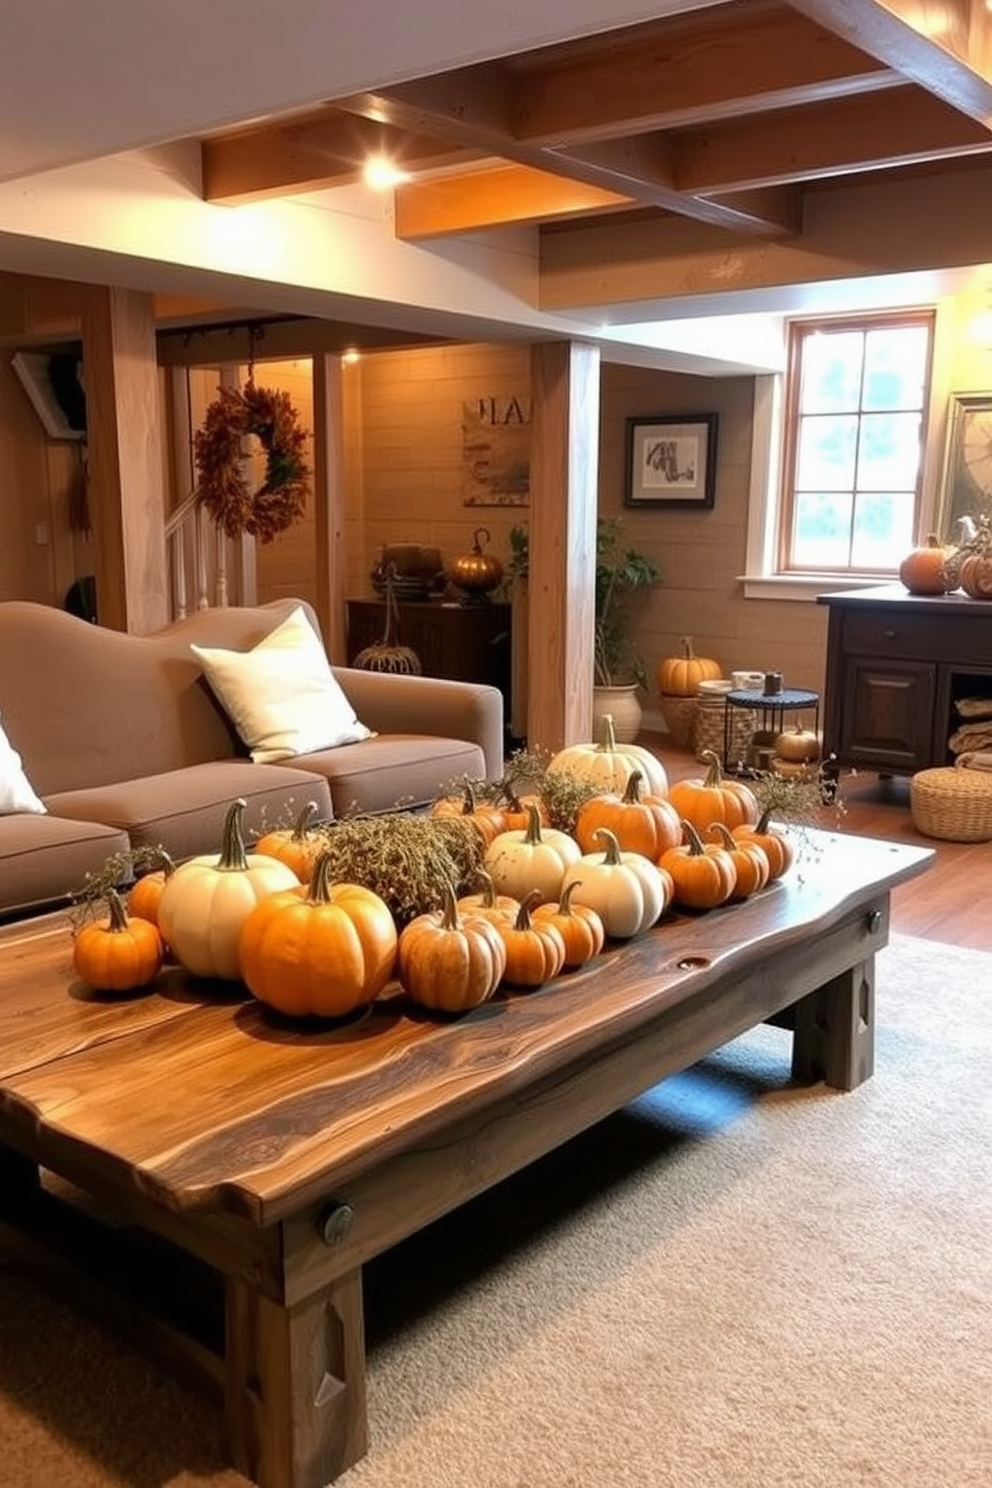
[193,381,310,543]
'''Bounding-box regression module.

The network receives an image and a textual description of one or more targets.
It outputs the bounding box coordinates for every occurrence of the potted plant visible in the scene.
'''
[504,517,661,741]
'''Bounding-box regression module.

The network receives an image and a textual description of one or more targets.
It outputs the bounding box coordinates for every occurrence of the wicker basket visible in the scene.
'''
[694,689,757,764]
[910,766,992,842]
[659,693,699,750]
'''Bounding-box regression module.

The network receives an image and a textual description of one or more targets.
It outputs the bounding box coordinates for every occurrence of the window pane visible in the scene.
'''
[856,412,922,490]
[793,491,854,567]
[800,331,863,413]
[851,493,916,568]
[862,327,929,411]
[796,413,858,489]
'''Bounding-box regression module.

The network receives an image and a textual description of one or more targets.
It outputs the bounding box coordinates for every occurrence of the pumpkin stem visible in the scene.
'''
[593,826,624,864]
[680,819,707,855]
[522,801,545,845]
[679,636,695,659]
[472,527,490,552]
[471,869,500,908]
[709,822,735,849]
[141,845,175,879]
[513,889,542,929]
[557,879,581,915]
[756,806,773,834]
[104,887,130,933]
[217,798,251,872]
[462,781,480,815]
[440,879,461,931]
[306,850,335,904]
[699,749,724,788]
[597,713,619,753]
[291,800,321,841]
[621,770,644,804]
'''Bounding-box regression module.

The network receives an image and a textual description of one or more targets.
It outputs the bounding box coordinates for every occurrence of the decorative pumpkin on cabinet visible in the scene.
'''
[959,550,992,599]
[897,534,955,596]
[157,798,299,980]
[73,889,164,992]
[549,714,669,797]
[448,527,504,599]
[397,882,507,1013]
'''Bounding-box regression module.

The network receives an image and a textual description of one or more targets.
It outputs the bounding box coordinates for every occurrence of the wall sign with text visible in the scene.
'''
[462,395,532,507]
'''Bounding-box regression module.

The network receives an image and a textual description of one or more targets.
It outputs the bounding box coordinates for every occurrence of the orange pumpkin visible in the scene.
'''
[657,636,722,697]
[574,768,681,859]
[499,787,549,833]
[431,781,507,845]
[660,820,737,910]
[708,822,769,900]
[73,889,164,992]
[898,534,954,596]
[255,799,327,883]
[731,809,795,883]
[959,551,992,599]
[531,880,606,969]
[398,881,507,1013]
[494,890,566,988]
[666,750,759,833]
[238,851,398,1019]
[456,870,521,923]
[126,848,176,928]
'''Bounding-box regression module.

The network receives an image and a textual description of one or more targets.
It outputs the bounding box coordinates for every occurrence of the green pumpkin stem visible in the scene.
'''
[597,713,619,753]
[217,798,250,871]
[699,749,724,787]
[440,879,461,930]
[292,800,321,840]
[307,850,335,903]
[104,887,130,933]
[621,770,644,803]
[558,879,581,914]
[523,801,545,845]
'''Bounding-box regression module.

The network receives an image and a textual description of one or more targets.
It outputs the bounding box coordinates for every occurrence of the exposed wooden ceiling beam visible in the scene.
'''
[394,164,632,240]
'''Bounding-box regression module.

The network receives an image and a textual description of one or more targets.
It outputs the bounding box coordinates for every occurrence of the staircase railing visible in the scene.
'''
[163,492,256,618]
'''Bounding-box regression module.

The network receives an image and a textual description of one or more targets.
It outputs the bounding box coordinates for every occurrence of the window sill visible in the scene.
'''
[739,574,895,602]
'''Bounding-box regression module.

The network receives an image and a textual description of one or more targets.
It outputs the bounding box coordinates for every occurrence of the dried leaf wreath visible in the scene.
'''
[194,381,311,543]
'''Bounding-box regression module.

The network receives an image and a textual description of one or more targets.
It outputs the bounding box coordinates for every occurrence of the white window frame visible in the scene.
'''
[741,301,957,601]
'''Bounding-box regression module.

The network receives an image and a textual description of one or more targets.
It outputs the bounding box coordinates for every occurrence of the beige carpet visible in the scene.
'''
[1,932,990,1488]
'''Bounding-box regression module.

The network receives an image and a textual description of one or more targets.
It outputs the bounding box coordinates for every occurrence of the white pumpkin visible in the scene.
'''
[483,803,581,905]
[560,827,672,939]
[549,713,668,796]
[158,798,298,979]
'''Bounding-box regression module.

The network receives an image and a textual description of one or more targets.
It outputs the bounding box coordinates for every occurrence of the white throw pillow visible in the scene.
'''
[0,715,47,815]
[191,606,373,764]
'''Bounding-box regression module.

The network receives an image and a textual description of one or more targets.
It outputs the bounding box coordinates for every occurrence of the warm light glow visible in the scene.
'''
[341,347,360,365]
[363,155,411,190]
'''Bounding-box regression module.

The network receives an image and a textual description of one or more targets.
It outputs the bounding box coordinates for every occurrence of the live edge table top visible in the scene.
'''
[0,829,933,1234]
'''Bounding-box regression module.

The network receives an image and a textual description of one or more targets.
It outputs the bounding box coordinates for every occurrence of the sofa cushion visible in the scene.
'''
[44,761,333,861]
[191,606,373,764]
[0,814,130,920]
[292,734,486,817]
[1,716,46,815]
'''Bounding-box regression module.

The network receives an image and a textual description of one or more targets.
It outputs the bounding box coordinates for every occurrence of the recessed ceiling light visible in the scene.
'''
[363,155,411,190]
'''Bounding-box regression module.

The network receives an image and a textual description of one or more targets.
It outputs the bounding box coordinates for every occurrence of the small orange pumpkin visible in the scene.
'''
[659,820,737,910]
[666,750,759,834]
[708,822,769,900]
[898,534,954,596]
[73,889,164,992]
[657,636,722,697]
[574,769,681,859]
[431,781,507,846]
[238,851,398,1019]
[126,848,176,928]
[531,880,606,969]
[456,870,521,923]
[494,890,566,988]
[731,809,795,882]
[255,800,327,883]
[398,881,507,1013]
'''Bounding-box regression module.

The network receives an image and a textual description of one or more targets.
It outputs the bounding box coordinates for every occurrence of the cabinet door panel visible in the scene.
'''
[839,661,936,771]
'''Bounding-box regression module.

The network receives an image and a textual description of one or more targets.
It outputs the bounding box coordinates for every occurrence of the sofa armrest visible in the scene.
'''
[331,667,504,781]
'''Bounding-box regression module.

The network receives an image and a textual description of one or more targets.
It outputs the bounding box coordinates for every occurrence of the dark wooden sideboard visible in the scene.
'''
[818,584,992,774]
[346,598,511,716]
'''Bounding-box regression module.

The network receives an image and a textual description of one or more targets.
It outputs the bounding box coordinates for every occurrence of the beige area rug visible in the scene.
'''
[1,932,990,1488]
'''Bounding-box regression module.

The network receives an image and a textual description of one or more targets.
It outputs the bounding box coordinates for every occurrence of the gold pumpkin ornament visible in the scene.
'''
[448,527,504,598]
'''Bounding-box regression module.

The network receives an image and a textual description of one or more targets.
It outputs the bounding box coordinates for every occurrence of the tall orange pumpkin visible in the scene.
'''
[657,636,722,697]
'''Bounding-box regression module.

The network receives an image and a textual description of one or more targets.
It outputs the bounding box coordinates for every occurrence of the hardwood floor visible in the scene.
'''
[649,740,992,953]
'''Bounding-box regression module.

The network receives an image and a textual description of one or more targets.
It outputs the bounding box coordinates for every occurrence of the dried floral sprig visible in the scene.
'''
[309,812,486,925]
[194,381,310,543]
[68,844,171,931]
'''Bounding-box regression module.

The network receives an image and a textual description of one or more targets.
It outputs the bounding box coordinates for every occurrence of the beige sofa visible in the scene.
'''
[0,598,504,921]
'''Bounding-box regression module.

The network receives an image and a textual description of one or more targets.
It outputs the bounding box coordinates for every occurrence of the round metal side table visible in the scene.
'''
[723,687,820,773]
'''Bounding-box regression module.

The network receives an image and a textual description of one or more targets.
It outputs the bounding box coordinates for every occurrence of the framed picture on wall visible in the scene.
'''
[624,413,718,509]
[935,391,992,541]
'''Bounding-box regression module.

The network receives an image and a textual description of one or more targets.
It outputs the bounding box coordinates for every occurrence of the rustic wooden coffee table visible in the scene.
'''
[0,829,931,1488]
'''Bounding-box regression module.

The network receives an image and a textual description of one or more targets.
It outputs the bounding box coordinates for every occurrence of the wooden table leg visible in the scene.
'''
[225,1266,368,1488]
[791,954,876,1091]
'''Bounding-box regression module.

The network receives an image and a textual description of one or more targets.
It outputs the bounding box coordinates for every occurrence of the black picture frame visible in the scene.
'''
[624,413,718,509]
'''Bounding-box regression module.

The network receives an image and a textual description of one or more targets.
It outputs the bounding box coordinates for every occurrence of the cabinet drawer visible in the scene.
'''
[842,610,991,665]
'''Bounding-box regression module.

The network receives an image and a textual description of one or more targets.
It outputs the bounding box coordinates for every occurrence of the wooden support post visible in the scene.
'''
[80,287,169,634]
[526,341,600,753]
[792,956,876,1090]
[312,354,348,663]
